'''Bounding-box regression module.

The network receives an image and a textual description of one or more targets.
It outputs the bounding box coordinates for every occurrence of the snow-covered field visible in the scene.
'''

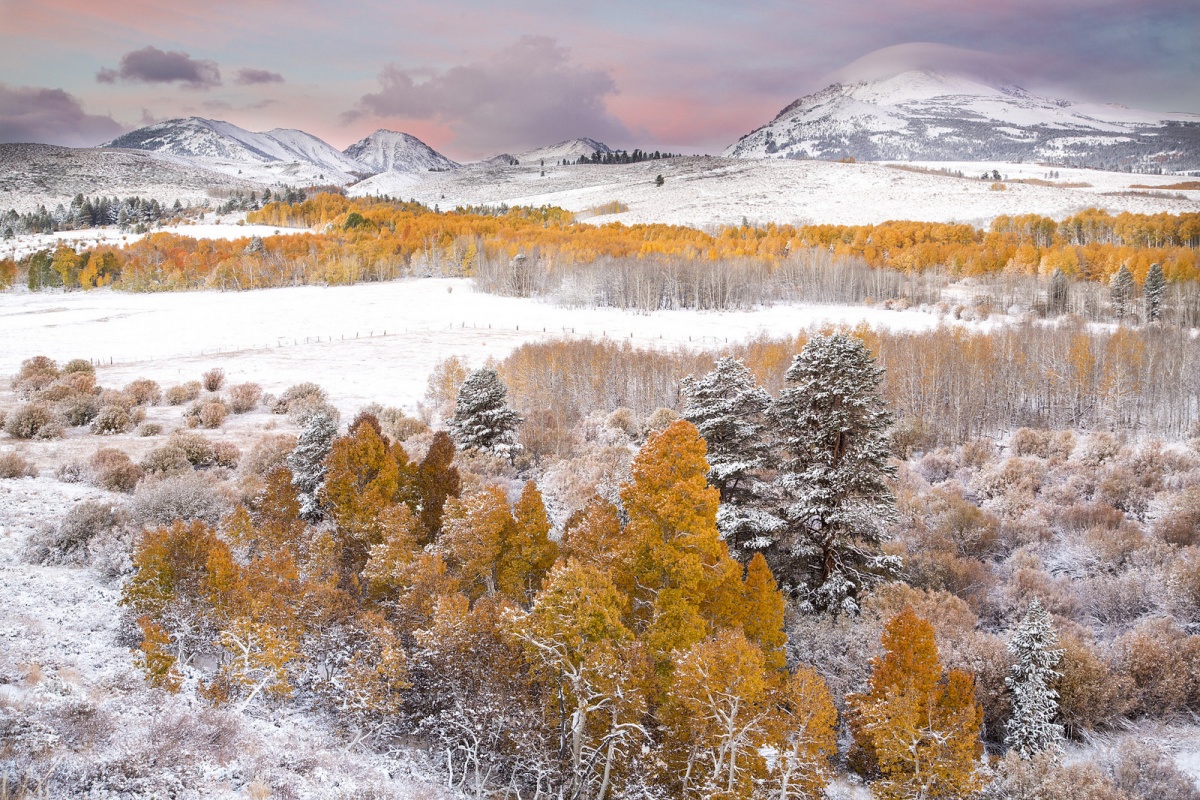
[2,219,311,262]
[350,156,1200,229]
[0,278,960,416]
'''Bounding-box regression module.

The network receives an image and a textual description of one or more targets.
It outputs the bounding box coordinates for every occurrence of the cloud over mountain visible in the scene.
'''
[0,82,125,146]
[97,46,221,90]
[349,36,628,157]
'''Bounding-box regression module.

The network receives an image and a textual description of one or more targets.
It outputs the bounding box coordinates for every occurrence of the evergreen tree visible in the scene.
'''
[287,411,337,521]
[1110,264,1135,320]
[449,368,522,456]
[680,356,782,559]
[1004,599,1065,759]
[771,334,899,613]
[1144,262,1166,322]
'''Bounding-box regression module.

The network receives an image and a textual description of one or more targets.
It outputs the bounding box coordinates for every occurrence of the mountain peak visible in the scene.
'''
[342,130,458,174]
[726,69,1200,170]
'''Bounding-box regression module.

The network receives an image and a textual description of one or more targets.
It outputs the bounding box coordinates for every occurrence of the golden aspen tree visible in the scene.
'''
[619,420,745,668]
[416,430,461,543]
[742,553,788,671]
[440,485,512,600]
[764,665,839,799]
[514,560,651,800]
[848,608,984,800]
[497,481,558,603]
[660,629,775,799]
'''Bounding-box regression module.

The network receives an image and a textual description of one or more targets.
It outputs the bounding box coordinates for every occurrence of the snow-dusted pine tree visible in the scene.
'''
[1144,262,1166,322]
[771,334,899,613]
[680,356,782,559]
[1005,599,1065,759]
[1110,265,1135,320]
[287,410,337,520]
[449,368,522,456]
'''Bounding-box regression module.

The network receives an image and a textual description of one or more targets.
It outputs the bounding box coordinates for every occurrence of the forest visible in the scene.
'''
[5,309,1200,797]
[3,196,1200,327]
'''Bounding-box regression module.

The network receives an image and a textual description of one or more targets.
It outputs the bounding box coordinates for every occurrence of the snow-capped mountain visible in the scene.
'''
[342,130,459,174]
[103,118,366,184]
[725,70,1200,170]
[517,138,614,164]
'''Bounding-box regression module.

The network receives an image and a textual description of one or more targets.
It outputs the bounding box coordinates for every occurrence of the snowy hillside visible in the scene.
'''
[516,138,614,164]
[0,143,259,215]
[348,155,1200,229]
[343,130,459,174]
[103,118,365,185]
[725,69,1200,170]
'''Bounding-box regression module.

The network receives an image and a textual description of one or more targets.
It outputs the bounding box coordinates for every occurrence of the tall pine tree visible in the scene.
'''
[1110,265,1135,321]
[680,356,782,559]
[449,368,522,456]
[1005,599,1065,759]
[1144,262,1166,322]
[771,334,899,613]
[287,411,337,521]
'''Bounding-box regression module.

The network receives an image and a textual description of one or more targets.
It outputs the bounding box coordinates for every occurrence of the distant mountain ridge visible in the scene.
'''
[725,70,1200,170]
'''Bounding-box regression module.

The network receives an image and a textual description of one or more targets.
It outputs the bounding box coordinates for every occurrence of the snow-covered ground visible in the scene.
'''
[3,219,312,262]
[0,476,447,798]
[350,156,1200,229]
[0,278,968,416]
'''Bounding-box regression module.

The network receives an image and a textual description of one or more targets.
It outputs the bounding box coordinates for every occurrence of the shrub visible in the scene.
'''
[91,405,134,435]
[0,451,38,478]
[33,422,65,440]
[202,368,226,392]
[361,403,426,441]
[131,472,229,526]
[56,394,100,427]
[165,381,202,405]
[272,382,327,415]
[227,382,263,414]
[1107,738,1200,800]
[242,433,296,478]
[212,441,240,470]
[198,400,228,429]
[5,402,55,439]
[166,431,219,468]
[55,460,87,483]
[1056,629,1133,736]
[644,407,679,434]
[1157,485,1200,546]
[1011,427,1052,458]
[61,358,94,375]
[11,355,58,389]
[124,379,163,406]
[28,500,122,565]
[605,407,639,438]
[141,444,192,476]
[138,422,163,437]
[91,448,144,493]
[1112,618,1198,717]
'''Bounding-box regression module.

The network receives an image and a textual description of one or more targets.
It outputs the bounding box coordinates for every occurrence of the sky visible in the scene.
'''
[0,0,1197,160]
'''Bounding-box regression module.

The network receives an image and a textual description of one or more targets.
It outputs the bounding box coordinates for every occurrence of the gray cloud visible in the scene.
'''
[350,35,628,156]
[235,68,284,85]
[97,46,221,89]
[0,83,125,146]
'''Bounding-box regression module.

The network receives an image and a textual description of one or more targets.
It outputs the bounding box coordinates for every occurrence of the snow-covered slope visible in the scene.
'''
[0,143,259,214]
[342,130,459,174]
[725,69,1200,170]
[103,118,365,185]
[517,138,614,164]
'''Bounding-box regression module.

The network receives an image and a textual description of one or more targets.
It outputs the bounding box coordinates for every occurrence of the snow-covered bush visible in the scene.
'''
[643,407,679,434]
[272,381,327,415]
[91,448,144,493]
[164,381,202,406]
[190,399,228,429]
[56,393,100,427]
[91,404,134,434]
[5,402,55,439]
[55,460,87,483]
[201,367,225,392]
[165,431,218,468]
[227,382,263,413]
[212,441,240,470]
[243,433,296,478]
[140,443,192,476]
[27,500,124,566]
[138,422,163,437]
[131,472,229,526]
[0,451,38,478]
[124,378,163,406]
[61,358,94,376]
